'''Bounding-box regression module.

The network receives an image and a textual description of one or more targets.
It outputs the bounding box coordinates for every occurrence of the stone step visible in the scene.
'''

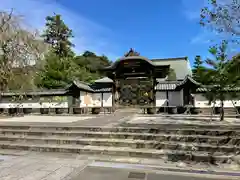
[0,135,239,153]
[0,141,232,164]
[123,122,240,129]
[0,133,239,146]
[1,124,240,132]
[1,127,240,137]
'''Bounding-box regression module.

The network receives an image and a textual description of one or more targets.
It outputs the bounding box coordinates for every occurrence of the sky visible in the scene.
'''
[0,0,234,66]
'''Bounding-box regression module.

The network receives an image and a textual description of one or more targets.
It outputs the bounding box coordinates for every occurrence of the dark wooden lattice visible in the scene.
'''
[118,78,154,106]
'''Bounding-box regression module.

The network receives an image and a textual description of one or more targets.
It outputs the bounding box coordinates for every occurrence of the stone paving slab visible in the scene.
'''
[0,152,89,180]
[0,111,133,127]
[0,115,94,123]
[0,150,239,179]
[127,116,240,125]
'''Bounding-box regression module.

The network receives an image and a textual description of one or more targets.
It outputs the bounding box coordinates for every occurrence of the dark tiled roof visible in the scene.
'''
[71,80,94,92]
[155,76,201,91]
[177,75,201,86]
[196,86,240,92]
[94,77,113,83]
[70,80,112,92]
[155,82,178,90]
[94,88,112,92]
[105,56,155,70]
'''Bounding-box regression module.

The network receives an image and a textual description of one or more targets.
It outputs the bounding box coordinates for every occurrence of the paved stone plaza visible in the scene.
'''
[0,111,240,179]
[0,151,239,180]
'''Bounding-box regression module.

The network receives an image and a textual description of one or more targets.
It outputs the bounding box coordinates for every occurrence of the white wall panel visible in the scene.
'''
[168,91,182,106]
[103,93,112,107]
[92,93,102,107]
[155,92,167,107]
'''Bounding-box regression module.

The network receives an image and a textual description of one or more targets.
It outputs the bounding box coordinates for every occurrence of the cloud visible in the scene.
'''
[0,0,119,60]
[181,0,207,21]
[190,30,215,44]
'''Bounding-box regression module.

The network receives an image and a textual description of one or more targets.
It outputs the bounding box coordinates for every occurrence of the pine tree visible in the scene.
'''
[42,14,74,57]
[36,51,74,89]
[38,14,75,89]
[192,55,205,83]
[203,40,239,121]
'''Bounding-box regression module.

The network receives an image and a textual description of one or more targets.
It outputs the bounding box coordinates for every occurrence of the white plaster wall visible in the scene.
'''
[224,100,240,107]
[194,93,240,107]
[194,94,211,107]
[156,91,167,107]
[102,92,112,107]
[168,91,182,106]
[0,103,41,108]
[92,93,102,107]
[42,102,69,108]
[0,102,69,108]
[80,91,93,107]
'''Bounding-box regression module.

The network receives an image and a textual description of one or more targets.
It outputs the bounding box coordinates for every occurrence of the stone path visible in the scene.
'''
[0,111,133,127]
[0,150,239,180]
[1,111,240,127]
[126,114,240,126]
[0,152,89,180]
[0,115,94,123]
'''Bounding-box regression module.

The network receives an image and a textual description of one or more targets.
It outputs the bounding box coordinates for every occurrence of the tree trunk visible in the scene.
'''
[220,101,224,121]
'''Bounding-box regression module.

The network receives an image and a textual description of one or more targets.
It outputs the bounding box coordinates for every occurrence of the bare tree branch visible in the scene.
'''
[0,10,47,92]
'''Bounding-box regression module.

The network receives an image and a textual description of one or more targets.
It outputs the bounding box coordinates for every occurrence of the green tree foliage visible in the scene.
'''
[200,0,240,37]
[42,14,74,57]
[37,14,111,89]
[192,55,206,83]
[73,51,111,83]
[37,14,74,89]
[202,41,239,120]
[36,51,75,89]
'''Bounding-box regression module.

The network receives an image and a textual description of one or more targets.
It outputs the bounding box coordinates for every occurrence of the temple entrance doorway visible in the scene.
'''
[116,77,154,107]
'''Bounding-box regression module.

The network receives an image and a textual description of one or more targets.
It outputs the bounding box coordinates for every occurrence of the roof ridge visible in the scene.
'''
[151,57,188,61]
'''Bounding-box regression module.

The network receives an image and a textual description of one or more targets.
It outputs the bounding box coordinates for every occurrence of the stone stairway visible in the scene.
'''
[0,125,240,165]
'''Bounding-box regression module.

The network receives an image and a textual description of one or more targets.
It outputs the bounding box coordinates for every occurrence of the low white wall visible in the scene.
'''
[156,90,183,107]
[194,93,240,107]
[79,91,112,108]
[80,91,93,107]
[103,92,112,107]
[168,90,183,106]
[0,102,69,108]
[156,91,167,107]
[0,92,114,109]
[92,93,102,107]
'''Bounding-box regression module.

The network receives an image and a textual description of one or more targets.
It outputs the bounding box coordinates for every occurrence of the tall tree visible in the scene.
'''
[42,14,74,57]
[38,13,76,88]
[192,55,205,83]
[36,51,75,89]
[73,51,111,82]
[0,10,46,92]
[200,0,240,38]
[203,40,239,120]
